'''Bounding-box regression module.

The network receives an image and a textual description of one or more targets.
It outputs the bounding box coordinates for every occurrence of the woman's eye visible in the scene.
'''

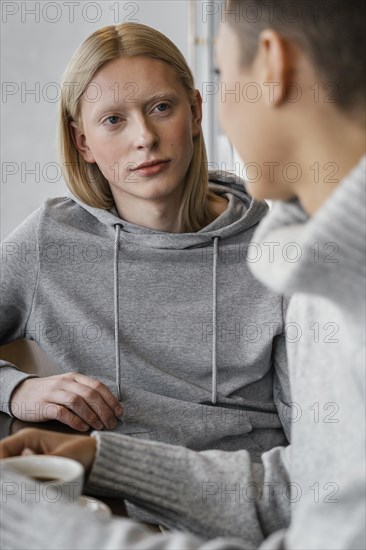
[154,103,171,113]
[104,115,121,125]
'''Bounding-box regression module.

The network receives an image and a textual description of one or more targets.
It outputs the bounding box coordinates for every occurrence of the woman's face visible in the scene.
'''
[72,55,202,202]
[215,22,296,201]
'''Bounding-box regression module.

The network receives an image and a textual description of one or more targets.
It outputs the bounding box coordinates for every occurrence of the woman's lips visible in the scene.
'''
[133,160,171,177]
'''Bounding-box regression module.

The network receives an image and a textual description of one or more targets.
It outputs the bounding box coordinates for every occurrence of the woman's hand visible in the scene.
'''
[0,428,97,475]
[10,373,123,432]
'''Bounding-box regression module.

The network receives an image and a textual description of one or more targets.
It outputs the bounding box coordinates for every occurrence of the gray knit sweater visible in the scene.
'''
[1,156,365,550]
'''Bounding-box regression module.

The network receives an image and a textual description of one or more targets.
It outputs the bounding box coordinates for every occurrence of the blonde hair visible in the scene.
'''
[58,22,218,232]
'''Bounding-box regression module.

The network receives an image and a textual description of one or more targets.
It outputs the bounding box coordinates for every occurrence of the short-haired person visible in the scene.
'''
[0,23,290,457]
[1,1,365,549]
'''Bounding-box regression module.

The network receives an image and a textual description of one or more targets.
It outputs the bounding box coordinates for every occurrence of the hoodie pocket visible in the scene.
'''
[130,423,269,456]
[116,404,266,454]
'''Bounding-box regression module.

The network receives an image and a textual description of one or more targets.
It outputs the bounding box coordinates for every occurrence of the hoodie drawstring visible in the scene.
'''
[114,224,122,401]
[113,225,219,405]
[212,236,219,404]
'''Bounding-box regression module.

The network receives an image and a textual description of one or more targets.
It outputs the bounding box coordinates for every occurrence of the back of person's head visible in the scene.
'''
[225,0,365,116]
[58,23,212,231]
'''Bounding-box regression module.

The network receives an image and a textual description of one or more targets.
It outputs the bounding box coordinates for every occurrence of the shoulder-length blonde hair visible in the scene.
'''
[58,22,218,232]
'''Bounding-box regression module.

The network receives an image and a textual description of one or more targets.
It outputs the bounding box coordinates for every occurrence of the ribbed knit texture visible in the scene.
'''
[1,157,365,550]
[250,156,366,321]
[0,467,258,549]
[85,430,290,543]
[249,155,366,550]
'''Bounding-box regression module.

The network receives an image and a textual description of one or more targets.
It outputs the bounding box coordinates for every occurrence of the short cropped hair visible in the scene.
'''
[226,0,366,115]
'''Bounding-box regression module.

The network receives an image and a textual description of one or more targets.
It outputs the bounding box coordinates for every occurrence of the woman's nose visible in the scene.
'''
[133,116,159,150]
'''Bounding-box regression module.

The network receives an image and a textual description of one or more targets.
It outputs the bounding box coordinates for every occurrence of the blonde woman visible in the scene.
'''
[0,23,290,457]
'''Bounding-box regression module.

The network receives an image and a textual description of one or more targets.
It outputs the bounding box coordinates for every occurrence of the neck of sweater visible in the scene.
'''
[249,155,366,321]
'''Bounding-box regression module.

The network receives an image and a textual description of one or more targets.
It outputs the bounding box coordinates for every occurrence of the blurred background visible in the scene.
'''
[1,0,242,239]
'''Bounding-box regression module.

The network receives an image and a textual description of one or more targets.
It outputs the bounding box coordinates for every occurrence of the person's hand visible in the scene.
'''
[10,373,123,432]
[0,428,97,475]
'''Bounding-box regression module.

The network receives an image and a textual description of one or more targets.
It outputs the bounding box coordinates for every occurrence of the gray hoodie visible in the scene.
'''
[0,171,290,456]
[1,157,364,550]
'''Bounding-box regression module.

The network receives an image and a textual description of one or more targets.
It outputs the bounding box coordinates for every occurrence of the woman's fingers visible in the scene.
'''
[21,448,35,456]
[49,389,108,431]
[56,373,123,428]
[55,378,119,429]
[42,401,91,432]
[0,428,43,458]
[63,384,119,430]
[10,379,92,430]
[49,436,97,474]
[72,373,123,417]
[10,374,124,430]
[0,428,73,458]
[0,428,96,473]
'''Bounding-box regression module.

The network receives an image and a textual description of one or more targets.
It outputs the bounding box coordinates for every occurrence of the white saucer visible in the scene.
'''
[78,496,112,519]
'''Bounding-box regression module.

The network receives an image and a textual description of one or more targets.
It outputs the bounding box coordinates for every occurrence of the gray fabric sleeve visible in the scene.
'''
[0,209,42,414]
[0,365,39,417]
[0,467,289,550]
[85,431,291,546]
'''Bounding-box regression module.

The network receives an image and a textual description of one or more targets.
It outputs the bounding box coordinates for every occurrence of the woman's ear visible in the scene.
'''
[191,90,203,137]
[256,29,293,107]
[70,121,95,163]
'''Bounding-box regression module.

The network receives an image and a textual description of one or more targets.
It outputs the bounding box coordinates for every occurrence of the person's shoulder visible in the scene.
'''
[3,197,85,243]
[41,195,81,216]
[20,196,75,220]
[40,196,92,226]
[1,198,64,243]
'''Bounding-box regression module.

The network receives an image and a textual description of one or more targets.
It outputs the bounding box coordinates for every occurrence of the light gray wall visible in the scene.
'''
[1,0,189,238]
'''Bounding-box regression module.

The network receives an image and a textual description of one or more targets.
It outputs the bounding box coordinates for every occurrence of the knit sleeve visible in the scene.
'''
[0,466,287,550]
[85,431,291,545]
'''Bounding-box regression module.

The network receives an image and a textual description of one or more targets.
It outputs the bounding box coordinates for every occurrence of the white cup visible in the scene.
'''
[1,455,84,504]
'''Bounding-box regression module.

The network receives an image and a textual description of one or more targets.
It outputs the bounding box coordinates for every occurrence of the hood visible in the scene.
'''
[67,170,268,249]
[67,170,269,405]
